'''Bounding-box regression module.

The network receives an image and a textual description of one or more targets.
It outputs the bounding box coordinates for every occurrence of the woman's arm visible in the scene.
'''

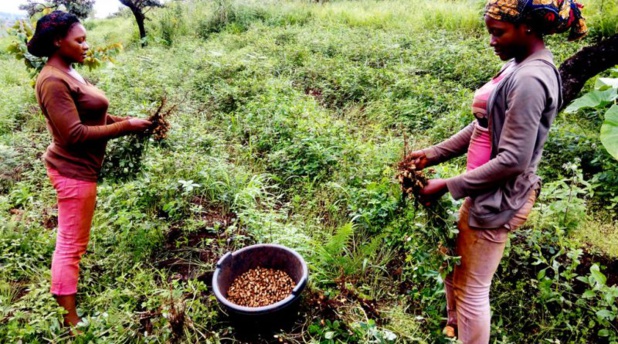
[413,62,517,169]
[106,114,129,124]
[40,77,141,145]
[445,67,552,199]
[420,121,475,167]
[405,122,475,205]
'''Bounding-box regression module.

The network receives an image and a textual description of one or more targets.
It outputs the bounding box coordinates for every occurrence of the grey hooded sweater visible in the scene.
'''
[423,49,562,228]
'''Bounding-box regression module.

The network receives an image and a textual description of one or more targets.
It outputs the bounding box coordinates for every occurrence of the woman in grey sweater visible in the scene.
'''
[407,1,587,343]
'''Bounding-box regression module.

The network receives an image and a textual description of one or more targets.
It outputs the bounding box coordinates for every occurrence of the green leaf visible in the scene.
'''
[324,222,354,256]
[576,276,589,284]
[600,104,618,160]
[590,264,607,286]
[324,331,335,339]
[596,309,614,320]
[582,290,596,298]
[308,324,321,333]
[596,78,618,89]
[598,329,610,337]
[565,88,618,113]
[6,42,22,54]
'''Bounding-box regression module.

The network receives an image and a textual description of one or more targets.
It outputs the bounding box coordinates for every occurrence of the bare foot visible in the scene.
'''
[443,325,457,338]
[54,294,83,333]
[64,314,82,327]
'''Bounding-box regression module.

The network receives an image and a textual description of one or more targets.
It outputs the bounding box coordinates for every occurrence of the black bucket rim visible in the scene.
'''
[212,243,309,315]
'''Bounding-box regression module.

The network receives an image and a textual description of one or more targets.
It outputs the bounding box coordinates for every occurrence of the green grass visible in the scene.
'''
[573,216,618,257]
[1,0,616,342]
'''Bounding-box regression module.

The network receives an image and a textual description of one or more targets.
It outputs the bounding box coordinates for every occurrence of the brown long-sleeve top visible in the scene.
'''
[35,65,132,181]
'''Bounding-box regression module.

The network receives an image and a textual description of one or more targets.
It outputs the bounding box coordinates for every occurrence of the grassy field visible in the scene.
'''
[1,0,617,342]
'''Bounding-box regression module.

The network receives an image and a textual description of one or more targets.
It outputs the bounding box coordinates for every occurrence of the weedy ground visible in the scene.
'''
[1,0,617,343]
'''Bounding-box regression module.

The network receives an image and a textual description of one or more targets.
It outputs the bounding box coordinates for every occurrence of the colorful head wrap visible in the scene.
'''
[485,0,588,41]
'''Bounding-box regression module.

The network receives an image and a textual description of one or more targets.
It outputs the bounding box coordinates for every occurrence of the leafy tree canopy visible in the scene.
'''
[118,0,163,11]
[19,0,95,19]
[118,0,164,46]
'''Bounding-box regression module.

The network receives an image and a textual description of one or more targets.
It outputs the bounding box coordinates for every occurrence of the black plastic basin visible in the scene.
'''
[212,244,309,328]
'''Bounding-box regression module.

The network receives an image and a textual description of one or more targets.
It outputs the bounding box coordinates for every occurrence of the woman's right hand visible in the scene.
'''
[406,150,429,170]
[127,118,152,133]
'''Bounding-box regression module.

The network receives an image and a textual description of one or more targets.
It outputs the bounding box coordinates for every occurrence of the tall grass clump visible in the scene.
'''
[0,57,33,135]
[313,0,484,33]
[196,0,260,38]
[152,2,189,46]
[584,0,618,38]
[191,0,314,41]
[419,0,485,32]
[81,16,135,48]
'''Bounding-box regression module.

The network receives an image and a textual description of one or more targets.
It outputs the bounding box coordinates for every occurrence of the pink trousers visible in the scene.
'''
[46,166,97,296]
[444,190,537,344]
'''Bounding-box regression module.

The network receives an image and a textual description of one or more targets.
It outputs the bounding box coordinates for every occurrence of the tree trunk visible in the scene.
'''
[559,34,618,110]
[119,0,148,47]
[133,9,147,47]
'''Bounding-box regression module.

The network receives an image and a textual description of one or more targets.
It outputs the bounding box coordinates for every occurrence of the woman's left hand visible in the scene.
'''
[127,118,153,133]
[418,179,448,206]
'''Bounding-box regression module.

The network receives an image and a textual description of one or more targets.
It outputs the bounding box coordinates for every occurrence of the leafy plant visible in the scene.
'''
[565,73,618,160]
[536,160,591,233]
[5,20,45,77]
[0,145,22,193]
[308,319,362,343]
[312,222,392,285]
[576,264,618,340]
[100,96,174,181]
[600,103,618,160]
[6,19,123,77]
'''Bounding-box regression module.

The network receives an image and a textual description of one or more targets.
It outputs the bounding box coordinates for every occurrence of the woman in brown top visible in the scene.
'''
[28,11,151,328]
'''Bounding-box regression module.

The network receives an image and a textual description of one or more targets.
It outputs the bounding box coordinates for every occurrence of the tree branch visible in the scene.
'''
[559,34,618,110]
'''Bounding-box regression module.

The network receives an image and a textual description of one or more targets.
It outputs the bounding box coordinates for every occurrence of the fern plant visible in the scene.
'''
[312,222,391,286]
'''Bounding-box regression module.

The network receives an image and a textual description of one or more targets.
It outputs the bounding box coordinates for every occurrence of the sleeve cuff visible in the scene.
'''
[423,147,440,164]
[446,176,466,200]
[107,114,129,124]
[118,120,133,135]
